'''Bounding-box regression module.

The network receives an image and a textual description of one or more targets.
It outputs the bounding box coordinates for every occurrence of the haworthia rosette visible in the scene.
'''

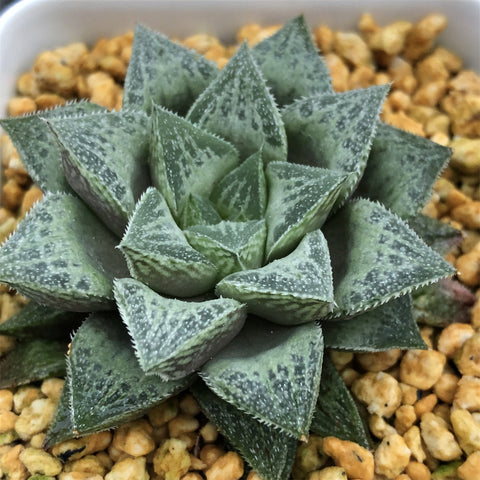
[187,43,287,164]
[216,230,334,325]
[201,317,323,438]
[119,188,217,297]
[114,278,246,380]
[0,193,128,311]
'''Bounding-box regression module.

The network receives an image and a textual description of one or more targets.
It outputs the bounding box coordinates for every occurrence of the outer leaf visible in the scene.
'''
[0,302,84,340]
[0,101,105,193]
[179,194,222,229]
[210,149,267,221]
[356,123,452,218]
[123,24,218,114]
[184,220,266,280]
[265,162,348,260]
[114,278,246,380]
[48,110,150,236]
[0,339,66,388]
[149,104,239,218]
[191,380,297,480]
[252,15,333,105]
[201,317,323,438]
[119,188,217,297]
[44,379,74,448]
[0,193,128,311]
[323,199,456,319]
[216,230,333,325]
[322,295,426,351]
[67,312,192,435]
[282,86,389,208]
[310,355,369,448]
[187,43,287,164]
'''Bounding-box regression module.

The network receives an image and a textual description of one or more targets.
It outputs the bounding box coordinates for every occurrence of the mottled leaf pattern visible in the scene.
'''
[323,199,456,318]
[0,101,105,193]
[119,188,217,297]
[356,123,451,218]
[114,278,246,380]
[252,15,333,105]
[322,295,426,351]
[48,110,150,236]
[311,355,369,447]
[210,150,267,221]
[265,162,348,260]
[0,193,128,311]
[216,230,333,325]
[149,104,239,218]
[202,317,323,437]
[187,43,287,164]
[192,380,297,480]
[123,24,218,114]
[185,220,266,280]
[67,312,191,435]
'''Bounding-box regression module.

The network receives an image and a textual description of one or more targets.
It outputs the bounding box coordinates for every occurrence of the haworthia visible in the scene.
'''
[119,188,217,297]
[187,43,287,164]
[0,193,128,311]
[201,317,323,438]
[114,278,246,380]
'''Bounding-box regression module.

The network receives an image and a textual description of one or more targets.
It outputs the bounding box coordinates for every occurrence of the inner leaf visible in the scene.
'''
[178,194,223,229]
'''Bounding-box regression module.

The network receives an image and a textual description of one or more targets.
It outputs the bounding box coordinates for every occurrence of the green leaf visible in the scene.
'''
[187,43,287,164]
[265,162,348,261]
[0,193,128,311]
[201,317,323,437]
[216,230,333,325]
[67,312,192,435]
[0,339,66,388]
[310,355,369,448]
[282,86,389,208]
[323,199,456,319]
[0,101,106,193]
[191,380,297,480]
[322,295,426,351]
[123,24,218,114]
[178,194,223,229]
[47,110,150,236]
[252,15,333,105]
[0,302,84,340]
[149,104,239,218]
[119,188,217,297]
[44,379,74,447]
[114,278,246,380]
[356,123,452,218]
[210,149,267,221]
[185,220,266,280]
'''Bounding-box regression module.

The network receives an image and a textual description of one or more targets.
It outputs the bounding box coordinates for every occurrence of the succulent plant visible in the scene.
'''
[0,16,455,479]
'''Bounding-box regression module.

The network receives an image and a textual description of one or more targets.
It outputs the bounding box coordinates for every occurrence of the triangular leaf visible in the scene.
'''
[0,339,66,388]
[179,194,223,229]
[114,278,246,380]
[44,379,74,447]
[149,104,239,218]
[0,193,128,311]
[310,355,369,448]
[252,15,333,105]
[187,43,287,164]
[282,86,389,208]
[216,230,333,325]
[67,312,192,435]
[48,110,150,236]
[265,162,348,260]
[356,123,452,218]
[123,24,218,114]
[0,101,106,193]
[191,380,297,480]
[119,188,217,297]
[210,149,267,221]
[322,295,426,351]
[201,317,323,438]
[184,220,266,280]
[323,199,456,318]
